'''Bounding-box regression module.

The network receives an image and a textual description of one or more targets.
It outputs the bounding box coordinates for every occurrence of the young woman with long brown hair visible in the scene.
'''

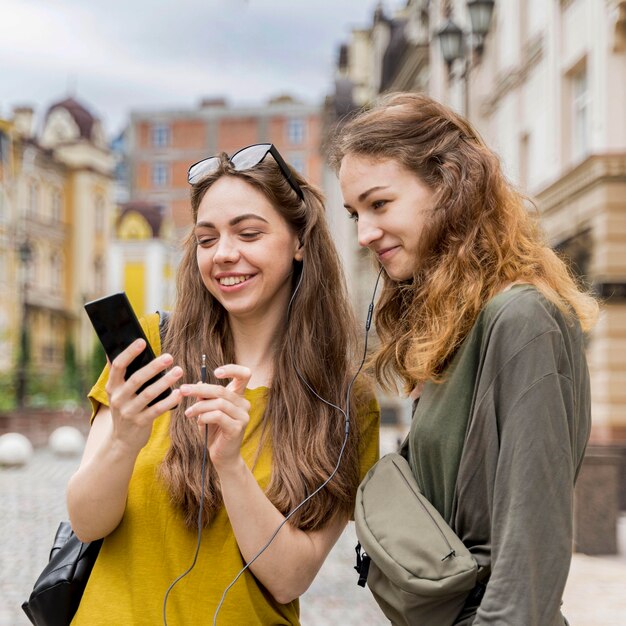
[66,145,379,625]
[331,93,597,625]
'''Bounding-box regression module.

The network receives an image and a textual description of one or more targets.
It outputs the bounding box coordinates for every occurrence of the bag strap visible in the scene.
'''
[158,310,171,347]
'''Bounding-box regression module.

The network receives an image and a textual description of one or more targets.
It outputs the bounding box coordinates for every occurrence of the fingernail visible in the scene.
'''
[171,366,182,376]
[214,368,224,376]
[180,385,189,393]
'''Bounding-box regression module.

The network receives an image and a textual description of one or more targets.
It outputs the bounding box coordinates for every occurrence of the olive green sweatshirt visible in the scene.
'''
[408,286,591,625]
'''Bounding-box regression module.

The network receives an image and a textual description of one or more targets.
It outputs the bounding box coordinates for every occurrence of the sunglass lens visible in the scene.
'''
[230,144,271,171]
[188,157,220,184]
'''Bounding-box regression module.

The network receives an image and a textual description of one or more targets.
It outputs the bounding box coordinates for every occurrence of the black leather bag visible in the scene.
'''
[22,521,103,626]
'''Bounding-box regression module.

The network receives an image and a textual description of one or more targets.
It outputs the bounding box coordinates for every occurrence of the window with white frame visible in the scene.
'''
[152,162,169,187]
[572,66,590,162]
[152,123,170,148]
[287,118,305,145]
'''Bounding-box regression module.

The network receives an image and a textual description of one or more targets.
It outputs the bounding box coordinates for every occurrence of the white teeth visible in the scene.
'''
[218,275,250,286]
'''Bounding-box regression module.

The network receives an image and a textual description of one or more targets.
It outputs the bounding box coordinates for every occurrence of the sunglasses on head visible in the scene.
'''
[187,143,304,200]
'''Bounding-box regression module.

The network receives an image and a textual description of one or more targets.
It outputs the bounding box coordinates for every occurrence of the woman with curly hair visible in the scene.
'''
[67,144,379,625]
[331,93,597,625]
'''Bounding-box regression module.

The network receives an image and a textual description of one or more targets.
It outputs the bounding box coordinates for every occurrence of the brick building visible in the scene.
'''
[126,96,323,236]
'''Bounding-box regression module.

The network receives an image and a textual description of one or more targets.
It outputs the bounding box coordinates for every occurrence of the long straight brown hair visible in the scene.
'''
[330,92,598,392]
[159,155,365,531]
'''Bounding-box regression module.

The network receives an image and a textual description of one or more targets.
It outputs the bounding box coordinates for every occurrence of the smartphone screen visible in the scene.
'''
[84,292,172,406]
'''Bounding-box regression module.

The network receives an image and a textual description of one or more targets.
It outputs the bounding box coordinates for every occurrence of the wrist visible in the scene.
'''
[108,431,144,460]
[213,455,248,482]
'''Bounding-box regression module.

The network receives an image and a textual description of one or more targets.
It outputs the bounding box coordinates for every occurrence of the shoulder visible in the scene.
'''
[485,286,562,334]
[479,286,576,359]
[476,287,587,399]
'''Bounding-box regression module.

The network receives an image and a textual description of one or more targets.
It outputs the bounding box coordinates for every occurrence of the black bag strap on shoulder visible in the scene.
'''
[158,310,171,346]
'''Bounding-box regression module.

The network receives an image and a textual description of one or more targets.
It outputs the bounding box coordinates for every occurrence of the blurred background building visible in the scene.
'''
[0,98,114,407]
[109,200,176,317]
[126,95,323,236]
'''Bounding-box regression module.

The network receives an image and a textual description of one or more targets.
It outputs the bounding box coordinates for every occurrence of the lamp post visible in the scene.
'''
[15,239,32,410]
[436,0,496,118]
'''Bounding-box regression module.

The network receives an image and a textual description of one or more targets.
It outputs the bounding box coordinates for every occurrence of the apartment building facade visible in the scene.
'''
[126,97,323,236]
[0,98,114,386]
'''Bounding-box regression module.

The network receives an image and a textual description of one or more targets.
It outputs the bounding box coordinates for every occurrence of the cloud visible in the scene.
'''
[0,0,399,136]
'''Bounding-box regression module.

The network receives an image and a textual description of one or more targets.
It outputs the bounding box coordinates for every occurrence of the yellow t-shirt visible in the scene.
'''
[72,314,379,626]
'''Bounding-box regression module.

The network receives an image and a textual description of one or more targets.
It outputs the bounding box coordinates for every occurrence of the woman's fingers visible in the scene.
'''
[135,366,183,410]
[215,364,252,396]
[184,397,250,424]
[191,410,246,438]
[179,370,252,467]
[179,382,251,411]
[106,338,146,389]
[107,339,176,395]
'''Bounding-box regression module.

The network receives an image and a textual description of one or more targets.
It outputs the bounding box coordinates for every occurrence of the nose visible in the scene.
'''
[213,236,240,264]
[357,218,383,248]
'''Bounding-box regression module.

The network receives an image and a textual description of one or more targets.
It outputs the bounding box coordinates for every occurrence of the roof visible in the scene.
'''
[46,97,97,141]
[117,201,167,238]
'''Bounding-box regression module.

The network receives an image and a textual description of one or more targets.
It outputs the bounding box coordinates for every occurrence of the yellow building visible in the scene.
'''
[109,201,177,318]
[4,98,114,391]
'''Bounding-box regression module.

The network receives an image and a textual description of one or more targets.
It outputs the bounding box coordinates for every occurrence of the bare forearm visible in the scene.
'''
[67,435,138,542]
[218,458,342,604]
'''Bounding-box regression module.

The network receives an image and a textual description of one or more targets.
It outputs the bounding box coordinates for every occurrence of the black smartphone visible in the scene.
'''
[84,292,172,406]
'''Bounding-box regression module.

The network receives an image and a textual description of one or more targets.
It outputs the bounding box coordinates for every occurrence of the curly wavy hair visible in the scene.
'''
[330,92,598,392]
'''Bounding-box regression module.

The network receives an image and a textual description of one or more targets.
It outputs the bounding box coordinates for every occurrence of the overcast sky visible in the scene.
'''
[0,0,404,138]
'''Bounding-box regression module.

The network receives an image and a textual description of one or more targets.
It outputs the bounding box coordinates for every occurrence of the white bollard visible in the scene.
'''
[0,433,34,467]
[48,426,85,457]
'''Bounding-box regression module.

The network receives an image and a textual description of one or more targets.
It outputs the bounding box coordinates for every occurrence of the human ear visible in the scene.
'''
[294,241,304,261]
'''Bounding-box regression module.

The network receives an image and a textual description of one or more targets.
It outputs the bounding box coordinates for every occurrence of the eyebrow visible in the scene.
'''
[195,213,270,229]
[343,185,390,208]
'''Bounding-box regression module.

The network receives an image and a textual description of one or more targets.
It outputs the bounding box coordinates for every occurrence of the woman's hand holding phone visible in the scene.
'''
[105,339,183,453]
[180,364,252,471]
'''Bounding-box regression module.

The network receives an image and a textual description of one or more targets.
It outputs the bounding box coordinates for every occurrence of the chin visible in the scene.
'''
[385,266,413,282]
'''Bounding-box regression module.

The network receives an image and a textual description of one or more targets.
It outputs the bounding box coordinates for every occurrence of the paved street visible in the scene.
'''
[1,441,626,625]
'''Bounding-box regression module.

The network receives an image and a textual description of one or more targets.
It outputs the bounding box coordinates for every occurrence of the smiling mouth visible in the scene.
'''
[217,274,252,286]
[376,246,399,258]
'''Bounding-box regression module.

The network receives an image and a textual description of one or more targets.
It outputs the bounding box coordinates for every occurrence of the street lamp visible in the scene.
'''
[436,0,496,117]
[437,18,465,73]
[15,239,32,410]
[467,0,496,55]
